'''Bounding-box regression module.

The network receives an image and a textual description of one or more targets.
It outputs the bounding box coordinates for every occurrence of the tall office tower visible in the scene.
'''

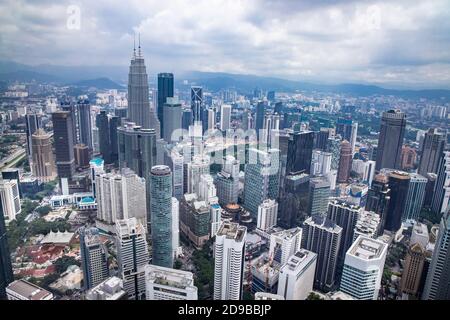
[257,199,278,232]
[431,151,450,214]
[167,150,184,200]
[150,165,173,268]
[0,196,13,299]
[327,199,363,265]
[365,173,391,232]
[60,100,78,146]
[315,128,334,151]
[210,203,222,237]
[384,171,410,232]
[336,118,358,154]
[424,173,437,208]
[401,145,417,170]
[422,211,450,300]
[182,108,193,130]
[352,159,376,186]
[157,73,174,135]
[171,198,180,259]
[404,173,427,221]
[179,194,211,248]
[96,111,111,164]
[327,136,342,170]
[208,108,216,130]
[115,106,128,120]
[213,222,247,300]
[220,104,231,131]
[191,86,203,124]
[144,265,198,300]
[400,224,429,298]
[375,109,406,171]
[89,157,104,198]
[215,156,239,206]
[163,97,182,143]
[337,140,352,183]
[269,227,302,265]
[25,112,41,167]
[279,172,310,228]
[115,218,149,300]
[79,227,109,290]
[243,148,280,217]
[340,236,387,300]
[128,43,152,130]
[310,150,332,176]
[198,174,218,204]
[85,277,127,300]
[76,98,93,149]
[353,210,381,241]
[308,176,331,216]
[0,179,21,222]
[31,129,57,183]
[277,250,317,300]
[118,122,157,227]
[95,169,147,227]
[418,128,446,175]
[302,215,342,291]
[109,116,120,163]
[255,101,265,138]
[187,155,210,195]
[52,111,75,180]
[286,131,314,174]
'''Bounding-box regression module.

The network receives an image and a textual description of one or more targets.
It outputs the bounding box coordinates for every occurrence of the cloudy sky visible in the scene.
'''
[1,0,449,88]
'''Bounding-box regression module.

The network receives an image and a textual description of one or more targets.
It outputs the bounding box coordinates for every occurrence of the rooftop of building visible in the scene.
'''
[271,227,302,241]
[146,265,195,289]
[217,222,246,242]
[7,279,53,300]
[349,236,387,260]
[284,249,317,272]
[86,277,126,300]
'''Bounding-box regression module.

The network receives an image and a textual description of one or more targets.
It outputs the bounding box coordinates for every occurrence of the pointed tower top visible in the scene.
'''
[138,33,142,57]
[133,33,136,58]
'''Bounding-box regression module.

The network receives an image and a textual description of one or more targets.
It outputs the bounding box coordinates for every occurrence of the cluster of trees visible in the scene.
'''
[192,242,214,300]
[24,180,57,201]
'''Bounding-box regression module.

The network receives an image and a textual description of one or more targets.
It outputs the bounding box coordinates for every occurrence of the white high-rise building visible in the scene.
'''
[210,203,222,237]
[269,227,302,265]
[340,235,387,300]
[353,211,381,242]
[171,197,181,258]
[277,249,317,300]
[187,155,210,195]
[350,122,358,154]
[145,265,198,300]
[198,174,218,205]
[310,150,332,176]
[0,179,21,221]
[257,199,278,232]
[169,150,184,200]
[213,222,247,300]
[116,218,149,300]
[208,108,216,130]
[95,168,147,228]
[220,104,231,131]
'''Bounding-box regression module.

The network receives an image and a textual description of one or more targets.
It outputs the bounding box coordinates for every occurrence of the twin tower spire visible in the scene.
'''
[133,33,142,58]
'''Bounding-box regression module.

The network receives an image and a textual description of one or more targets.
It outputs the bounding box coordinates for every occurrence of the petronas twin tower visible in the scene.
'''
[127,41,160,138]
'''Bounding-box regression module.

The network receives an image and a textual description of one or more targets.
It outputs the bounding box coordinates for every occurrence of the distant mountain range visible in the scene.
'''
[1,60,449,100]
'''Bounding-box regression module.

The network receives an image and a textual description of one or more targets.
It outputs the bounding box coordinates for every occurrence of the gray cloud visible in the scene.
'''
[0,0,449,88]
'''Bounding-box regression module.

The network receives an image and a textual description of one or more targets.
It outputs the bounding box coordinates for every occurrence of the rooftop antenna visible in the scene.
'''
[138,33,141,56]
[133,33,136,57]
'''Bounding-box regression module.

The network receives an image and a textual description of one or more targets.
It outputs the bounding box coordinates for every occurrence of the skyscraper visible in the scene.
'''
[337,140,352,183]
[279,172,310,228]
[220,104,231,131]
[77,98,93,149]
[0,179,21,222]
[308,176,330,216]
[302,215,342,292]
[277,250,317,300]
[116,218,149,300]
[157,73,174,135]
[25,112,41,164]
[163,97,182,143]
[286,131,314,175]
[255,101,265,138]
[418,128,446,176]
[375,109,406,171]
[79,227,109,290]
[96,111,111,164]
[431,151,450,215]
[150,165,173,268]
[52,111,75,180]
[109,116,120,163]
[243,148,280,217]
[0,194,13,299]
[31,129,57,183]
[269,227,302,265]
[128,43,152,130]
[384,171,410,232]
[365,173,391,232]
[403,173,427,221]
[340,236,387,300]
[257,199,278,232]
[213,222,247,300]
[336,119,358,154]
[214,156,240,206]
[422,210,450,300]
[191,86,203,124]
